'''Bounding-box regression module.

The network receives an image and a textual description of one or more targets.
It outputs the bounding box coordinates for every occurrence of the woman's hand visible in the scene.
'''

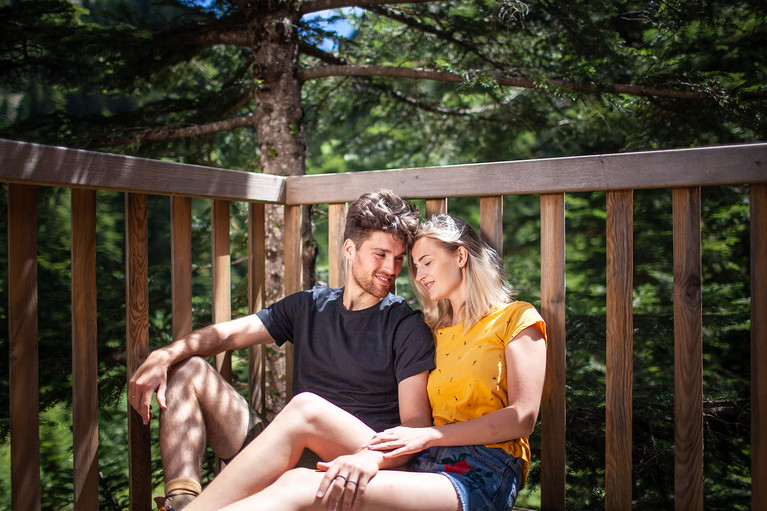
[365,426,441,458]
[316,448,385,511]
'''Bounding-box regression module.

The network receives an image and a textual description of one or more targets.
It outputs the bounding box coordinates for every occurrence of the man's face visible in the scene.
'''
[347,231,407,299]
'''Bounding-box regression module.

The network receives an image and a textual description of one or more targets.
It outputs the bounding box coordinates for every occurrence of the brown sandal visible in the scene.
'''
[155,491,197,511]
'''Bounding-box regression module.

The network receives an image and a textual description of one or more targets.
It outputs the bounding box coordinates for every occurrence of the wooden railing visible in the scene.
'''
[2,138,766,511]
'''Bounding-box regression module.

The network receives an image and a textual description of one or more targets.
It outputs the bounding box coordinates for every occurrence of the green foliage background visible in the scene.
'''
[0,0,763,508]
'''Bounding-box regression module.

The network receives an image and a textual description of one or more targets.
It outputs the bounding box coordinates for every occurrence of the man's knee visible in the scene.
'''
[168,355,209,381]
[167,356,212,390]
[165,356,215,408]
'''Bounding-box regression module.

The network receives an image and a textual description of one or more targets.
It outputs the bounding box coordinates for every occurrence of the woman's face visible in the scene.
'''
[411,236,466,304]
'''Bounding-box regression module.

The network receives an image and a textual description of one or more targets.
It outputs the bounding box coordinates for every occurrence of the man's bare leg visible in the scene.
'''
[159,356,251,508]
[184,392,378,511]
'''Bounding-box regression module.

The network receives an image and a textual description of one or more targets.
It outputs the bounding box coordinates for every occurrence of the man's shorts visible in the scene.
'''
[242,405,269,449]
[409,445,524,511]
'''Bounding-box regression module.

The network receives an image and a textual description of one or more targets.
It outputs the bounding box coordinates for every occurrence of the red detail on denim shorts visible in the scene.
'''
[444,460,472,474]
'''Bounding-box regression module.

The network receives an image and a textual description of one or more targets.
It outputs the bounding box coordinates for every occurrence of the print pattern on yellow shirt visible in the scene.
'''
[426,300,546,485]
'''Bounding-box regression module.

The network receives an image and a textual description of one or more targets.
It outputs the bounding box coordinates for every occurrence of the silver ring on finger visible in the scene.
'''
[347,480,358,486]
[335,475,347,483]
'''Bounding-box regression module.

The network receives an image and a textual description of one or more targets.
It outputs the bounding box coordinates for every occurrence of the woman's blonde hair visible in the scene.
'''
[408,214,513,331]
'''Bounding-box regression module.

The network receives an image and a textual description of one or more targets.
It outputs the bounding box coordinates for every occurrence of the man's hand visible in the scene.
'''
[127,350,171,425]
[315,448,385,511]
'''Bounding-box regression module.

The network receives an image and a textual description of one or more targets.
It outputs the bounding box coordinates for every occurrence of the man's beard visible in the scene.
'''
[350,262,391,299]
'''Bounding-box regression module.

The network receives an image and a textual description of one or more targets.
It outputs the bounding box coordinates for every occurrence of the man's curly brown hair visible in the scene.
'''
[344,189,420,248]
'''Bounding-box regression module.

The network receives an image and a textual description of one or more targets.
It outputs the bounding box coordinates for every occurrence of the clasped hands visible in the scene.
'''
[315,426,439,511]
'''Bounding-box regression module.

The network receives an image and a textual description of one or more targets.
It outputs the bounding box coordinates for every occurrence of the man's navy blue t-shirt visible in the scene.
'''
[256,286,435,432]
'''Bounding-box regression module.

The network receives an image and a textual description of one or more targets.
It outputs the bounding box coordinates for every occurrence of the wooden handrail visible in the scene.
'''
[285,143,767,204]
[0,139,286,202]
[2,139,766,510]
[2,138,764,204]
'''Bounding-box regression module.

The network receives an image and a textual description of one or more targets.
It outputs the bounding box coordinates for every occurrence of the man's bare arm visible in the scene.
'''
[127,314,275,424]
[354,370,431,468]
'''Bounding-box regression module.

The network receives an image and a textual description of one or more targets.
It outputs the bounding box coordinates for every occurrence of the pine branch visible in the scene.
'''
[300,64,767,101]
[380,84,504,121]
[184,22,253,47]
[367,5,509,70]
[88,115,258,149]
[298,0,436,16]
[298,41,349,65]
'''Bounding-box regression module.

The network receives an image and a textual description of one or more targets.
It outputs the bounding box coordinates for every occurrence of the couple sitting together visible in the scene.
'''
[129,189,547,511]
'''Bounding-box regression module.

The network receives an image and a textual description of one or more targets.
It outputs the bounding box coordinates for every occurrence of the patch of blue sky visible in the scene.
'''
[187,1,358,52]
[301,7,361,51]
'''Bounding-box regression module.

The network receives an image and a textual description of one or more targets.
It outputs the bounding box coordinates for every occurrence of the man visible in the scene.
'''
[128,190,435,510]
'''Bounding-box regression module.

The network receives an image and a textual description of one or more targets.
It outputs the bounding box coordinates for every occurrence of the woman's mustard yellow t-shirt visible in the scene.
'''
[427,301,546,485]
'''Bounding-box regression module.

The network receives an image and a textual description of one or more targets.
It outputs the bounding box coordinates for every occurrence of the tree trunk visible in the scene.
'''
[251,4,317,303]
[250,3,316,414]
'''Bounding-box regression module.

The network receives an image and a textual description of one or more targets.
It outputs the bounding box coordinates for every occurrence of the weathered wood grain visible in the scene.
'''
[125,193,151,511]
[8,184,40,511]
[248,203,267,415]
[605,190,634,510]
[672,187,703,511]
[286,143,767,204]
[171,196,193,339]
[480,196,503,255]
[283,204,303,400]
[328,203,347,288]
[540,193,566,511]
[71,188,99,511]
[212,200,232,382]
[0,138,285,202]
[751,184,767,511]
[425,198,447,218]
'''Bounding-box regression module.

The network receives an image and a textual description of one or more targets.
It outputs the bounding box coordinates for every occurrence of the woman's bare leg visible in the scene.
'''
[217,467,462,511]
[184,393,377,510]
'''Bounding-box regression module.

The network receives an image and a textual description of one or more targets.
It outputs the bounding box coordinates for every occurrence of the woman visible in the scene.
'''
[183,214,547,511]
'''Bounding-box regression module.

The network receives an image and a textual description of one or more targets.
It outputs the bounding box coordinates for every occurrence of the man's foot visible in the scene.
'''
[156,478,202,510]
[155,492,197,510]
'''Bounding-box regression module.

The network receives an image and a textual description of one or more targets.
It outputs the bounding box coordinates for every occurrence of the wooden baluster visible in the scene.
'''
[72,188,99,511]
[606,190,634,510]
[283,204,303,400]
[480,196,503,255]
[751,183,767,511]
[8,184,41,511]
[126,192,151,511]
[328,203,347,288]
[540,192,566,511]
[212,200,232,382]
[425,198,447,218]
[672,187,703,511]
[248,203,267,414]
[172,196,193,340]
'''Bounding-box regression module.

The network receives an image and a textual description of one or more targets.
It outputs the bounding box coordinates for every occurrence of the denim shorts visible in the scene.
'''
[409,445,524,511]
